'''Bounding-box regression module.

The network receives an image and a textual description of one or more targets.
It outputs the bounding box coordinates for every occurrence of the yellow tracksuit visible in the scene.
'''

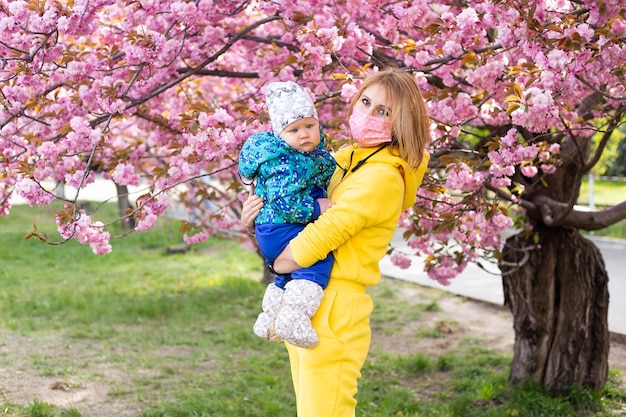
[287,143,429,416]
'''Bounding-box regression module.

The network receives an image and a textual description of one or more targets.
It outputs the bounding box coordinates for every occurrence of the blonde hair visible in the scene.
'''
[347,67,430,168]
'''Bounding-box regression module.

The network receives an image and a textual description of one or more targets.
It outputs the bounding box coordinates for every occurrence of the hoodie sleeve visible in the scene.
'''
[401,151,430,210]
[290,162,405,268]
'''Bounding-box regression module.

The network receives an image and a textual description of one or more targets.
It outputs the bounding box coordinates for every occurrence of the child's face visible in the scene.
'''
[279,117,320,152]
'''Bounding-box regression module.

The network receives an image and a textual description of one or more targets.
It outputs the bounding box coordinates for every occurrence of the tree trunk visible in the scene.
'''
[261,266,275,285]
[115,183,136,229]
[500,226,610,393]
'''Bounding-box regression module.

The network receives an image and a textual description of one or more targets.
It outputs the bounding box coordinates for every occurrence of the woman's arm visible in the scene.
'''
[273,244,301,274]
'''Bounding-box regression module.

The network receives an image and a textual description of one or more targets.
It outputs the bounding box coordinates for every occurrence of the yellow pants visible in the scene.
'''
[286,279,374,417]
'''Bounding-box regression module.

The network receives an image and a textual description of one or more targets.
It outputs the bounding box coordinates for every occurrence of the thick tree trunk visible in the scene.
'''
[500,226,610,393]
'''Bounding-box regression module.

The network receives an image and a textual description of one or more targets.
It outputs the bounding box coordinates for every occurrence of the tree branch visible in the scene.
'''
[175,68,260,78]
[562,201,626,230]
[124,13,282,110]
[240,34,299,51]
[532,194,626,230]
[576,74,626,101]
[24,30,57,62]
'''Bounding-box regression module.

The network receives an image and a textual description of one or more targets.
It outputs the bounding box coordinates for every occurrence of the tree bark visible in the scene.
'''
[500,226,610,393]
[262,266,275,285]
[115,183,136,229]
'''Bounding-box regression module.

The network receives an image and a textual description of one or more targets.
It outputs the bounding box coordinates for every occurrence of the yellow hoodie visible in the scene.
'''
[290,143,429,287]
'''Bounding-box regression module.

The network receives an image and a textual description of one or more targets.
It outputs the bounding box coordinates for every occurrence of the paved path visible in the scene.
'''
[381,231,626,336]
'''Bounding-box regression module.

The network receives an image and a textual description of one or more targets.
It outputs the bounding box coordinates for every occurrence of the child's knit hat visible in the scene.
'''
[265,81,318,137]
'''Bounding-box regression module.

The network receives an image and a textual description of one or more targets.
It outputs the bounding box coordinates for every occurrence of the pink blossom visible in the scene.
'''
[427,254,467,286]
[316,26,345,51]
[541,164,557,174]
[184,231,209,245]
[211,216,238,230]
[111,162,141,186]
[489,164,515,178]
[538,151,551,161]
[521,165,538,178]
[8,1,28,19]
[16,178,54,206]
[0,0,621,288]
[446,163,485,192]
[546,49,570,70]
[442,40,462,56]
[134,194,170,231]
[390,253,412,269]
[170,1,198,22]
[456,7,479,30]
[135,212,158,231]
[65,170,95,188]
[568,23,594,41]
[490,212,513,230]
[37,142,61,159]
[491,177,511,188]
[611,18,626,37]
[495,24,515,47]
[56,210,112,255]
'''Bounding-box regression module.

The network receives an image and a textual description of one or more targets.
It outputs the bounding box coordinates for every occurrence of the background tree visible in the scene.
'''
[1,0,624,393]
[605,129,626,176]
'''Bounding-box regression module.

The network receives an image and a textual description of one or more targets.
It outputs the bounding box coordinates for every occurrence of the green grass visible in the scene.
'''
[578,179,626,239]
[579,178,626,207]
[0,202,625,417]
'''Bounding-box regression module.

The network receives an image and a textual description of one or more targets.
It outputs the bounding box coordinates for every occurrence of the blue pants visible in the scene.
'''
[255,223,333,289]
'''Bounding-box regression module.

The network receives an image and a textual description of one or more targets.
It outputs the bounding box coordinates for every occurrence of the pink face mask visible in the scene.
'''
[348,108,392,147]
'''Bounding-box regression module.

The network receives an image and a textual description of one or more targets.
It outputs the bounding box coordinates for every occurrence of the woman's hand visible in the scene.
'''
[241,185,263,234]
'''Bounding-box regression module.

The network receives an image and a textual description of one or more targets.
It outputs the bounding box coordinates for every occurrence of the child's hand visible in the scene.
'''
[316,198,335,214]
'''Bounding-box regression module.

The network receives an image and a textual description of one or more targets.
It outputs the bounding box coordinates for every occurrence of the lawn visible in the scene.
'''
[579,178,626,207]
[579,178,626,240]
[0,202,625,417]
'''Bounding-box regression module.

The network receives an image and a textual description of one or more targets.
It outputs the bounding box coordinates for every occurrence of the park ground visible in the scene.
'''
[1,276,625,417]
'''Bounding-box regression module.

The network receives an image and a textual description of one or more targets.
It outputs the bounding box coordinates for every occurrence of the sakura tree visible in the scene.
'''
[1,0,625,393]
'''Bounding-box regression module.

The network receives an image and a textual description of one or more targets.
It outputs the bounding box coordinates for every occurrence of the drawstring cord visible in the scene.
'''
[338,144,389,179]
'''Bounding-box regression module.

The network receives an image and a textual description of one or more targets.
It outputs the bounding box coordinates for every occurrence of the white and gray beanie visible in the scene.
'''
[265,81,318,137]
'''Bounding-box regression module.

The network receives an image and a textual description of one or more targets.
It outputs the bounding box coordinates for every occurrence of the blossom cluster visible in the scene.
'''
[1,0,624,284]
[56,206,112,255]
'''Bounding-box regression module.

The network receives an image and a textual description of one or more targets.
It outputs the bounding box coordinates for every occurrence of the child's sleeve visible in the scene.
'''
[238,136,260,184]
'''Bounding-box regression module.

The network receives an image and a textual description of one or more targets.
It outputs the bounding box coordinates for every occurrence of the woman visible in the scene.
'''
[242,67,430,417]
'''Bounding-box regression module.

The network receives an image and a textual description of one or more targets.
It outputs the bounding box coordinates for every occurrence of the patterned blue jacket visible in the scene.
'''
[239,130,336,225]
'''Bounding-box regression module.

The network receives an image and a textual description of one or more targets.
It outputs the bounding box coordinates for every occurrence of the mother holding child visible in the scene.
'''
[240,66,431,417]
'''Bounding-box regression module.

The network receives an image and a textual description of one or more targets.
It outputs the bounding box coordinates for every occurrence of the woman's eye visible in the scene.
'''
[361,98,370,106]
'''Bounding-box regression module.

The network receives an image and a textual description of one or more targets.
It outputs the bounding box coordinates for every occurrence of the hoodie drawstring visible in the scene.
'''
[337,144,389,179]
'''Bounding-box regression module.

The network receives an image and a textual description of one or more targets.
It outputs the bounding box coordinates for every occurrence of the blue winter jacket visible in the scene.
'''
[238,130,336,225]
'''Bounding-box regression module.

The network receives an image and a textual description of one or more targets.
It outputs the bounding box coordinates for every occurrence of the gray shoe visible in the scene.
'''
[274,280,324,349]
[253,283,285,343]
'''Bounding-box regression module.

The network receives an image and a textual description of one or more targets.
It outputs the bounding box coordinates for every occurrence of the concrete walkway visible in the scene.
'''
[380,232,626,336]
